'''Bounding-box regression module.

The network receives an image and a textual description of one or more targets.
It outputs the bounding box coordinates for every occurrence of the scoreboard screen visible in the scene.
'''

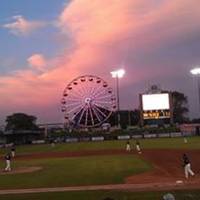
[141,93,171,120]
[142,93,170,111]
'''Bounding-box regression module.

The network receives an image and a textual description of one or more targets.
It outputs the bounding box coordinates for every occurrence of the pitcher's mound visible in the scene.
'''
[0,166,42,175]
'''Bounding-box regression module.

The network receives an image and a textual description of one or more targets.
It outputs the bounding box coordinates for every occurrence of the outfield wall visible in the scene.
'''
[62,131,195,143]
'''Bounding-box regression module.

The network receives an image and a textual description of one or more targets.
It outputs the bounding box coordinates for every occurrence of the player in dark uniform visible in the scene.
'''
[182,153,195,179]
[4,153,11,171]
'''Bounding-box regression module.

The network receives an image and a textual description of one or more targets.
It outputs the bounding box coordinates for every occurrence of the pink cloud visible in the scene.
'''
[3,15,46,36]
[57,0,200,76]
[27,54,47,72]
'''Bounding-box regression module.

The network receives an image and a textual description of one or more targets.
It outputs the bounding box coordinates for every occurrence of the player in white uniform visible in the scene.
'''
[183,136,188,144]
[136,140,142,154]
[126,141,131,151]
[11,146,16,157]
[182,153,195,179]
[4,153,11,171]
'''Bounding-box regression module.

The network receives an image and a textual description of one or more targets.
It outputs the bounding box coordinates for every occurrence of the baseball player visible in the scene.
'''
[11,146,16,157]
[136,140,142,154]
[126,140,131,151]
[4,153,11,171]
[182,153,195,179]
[50,139,55,147]
[183,136,188,144]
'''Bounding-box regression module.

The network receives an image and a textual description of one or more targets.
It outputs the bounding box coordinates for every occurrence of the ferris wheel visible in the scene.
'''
[61,75,117,128]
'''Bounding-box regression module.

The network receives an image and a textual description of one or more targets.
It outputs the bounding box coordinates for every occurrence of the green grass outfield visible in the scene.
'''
[0,155,151,189]
[1,136,200,155]
[0,190,200,200]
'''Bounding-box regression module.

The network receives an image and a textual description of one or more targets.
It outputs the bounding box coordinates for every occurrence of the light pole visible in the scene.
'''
[190,67,200,113]
[110,69,125,128]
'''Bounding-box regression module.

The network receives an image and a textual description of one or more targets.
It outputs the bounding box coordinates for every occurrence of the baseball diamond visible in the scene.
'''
[0,137,200,200]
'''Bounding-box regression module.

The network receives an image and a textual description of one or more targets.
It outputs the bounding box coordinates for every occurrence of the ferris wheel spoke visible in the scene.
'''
[71,82,87,98]
[89,83,96,97]
[82,84,91,99]
[64,97,82,102]
[90,80,98,96]
[94,86,106,98]
[89,106,95,126]
[65,102,82,107]
[93,104,107,118]
[94,88,107,99]
[92,106,107,123]
[65,92,82,101]
[94,98,113,103]
[84,78,90,92]
[77,84,86,98]
[94,101,112,109]
[95,94,113,100]
[86,80,94,97]
[71,88,84,99]
[65,87,81,99]
[91,106,102,123]
[94,101,112,107]
[68,90,84,98]
[94,100,110,107]
[92,84,104,97]
[77,107,87,125]
[85,107,89,126]
[82,78,92,96]
[93,102,111,113]
[67,103,84,115]
[88,85,93,98]
[71,105,85,121]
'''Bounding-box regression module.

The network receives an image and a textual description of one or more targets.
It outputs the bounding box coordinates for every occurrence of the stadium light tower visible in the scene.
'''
[110,69,125,128]
[190,67,200,113]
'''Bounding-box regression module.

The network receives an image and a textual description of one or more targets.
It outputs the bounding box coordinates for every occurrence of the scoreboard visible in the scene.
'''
[140,93,173,125]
